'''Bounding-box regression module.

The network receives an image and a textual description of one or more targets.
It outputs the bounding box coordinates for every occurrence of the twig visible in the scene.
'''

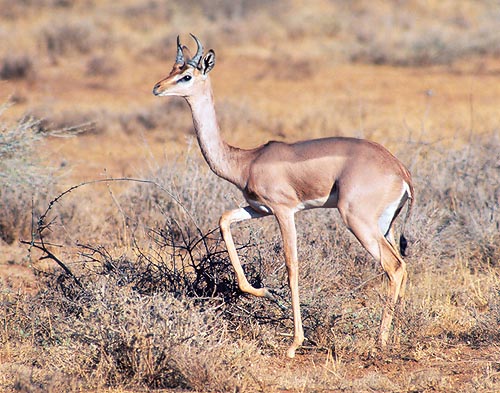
[21,239,83,287]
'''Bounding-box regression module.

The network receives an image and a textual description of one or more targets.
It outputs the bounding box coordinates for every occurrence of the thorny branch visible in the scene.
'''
[21,177,200,288]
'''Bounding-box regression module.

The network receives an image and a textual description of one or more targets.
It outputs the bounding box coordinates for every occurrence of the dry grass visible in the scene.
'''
[1,274,265,391]
[0,108,57,244]
[1,133,499,391]
[345,1,500,66]
[1,0,500,392]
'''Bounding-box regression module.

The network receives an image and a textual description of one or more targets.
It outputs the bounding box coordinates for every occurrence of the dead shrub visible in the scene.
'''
[0,54,35,80]
[409,137,500,269]
[338,2,500,66]
[0,0,75,10]
[0,165,272,390]
[457,282,500,346]
[26,108,104,135]
[0,112,55,244]
[392,135,500,349]
[38,21,98,60]
[118,100,191,135]
[86,55,118,76]
[177,0,290,21]
[0,271,264,391]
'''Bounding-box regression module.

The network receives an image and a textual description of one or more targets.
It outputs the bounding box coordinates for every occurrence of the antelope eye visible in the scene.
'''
[179,75,192,83]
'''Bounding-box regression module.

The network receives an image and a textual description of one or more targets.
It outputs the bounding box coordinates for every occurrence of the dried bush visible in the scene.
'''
[177,0,290,21]
[0,110,55,244]
[25,108,103,135]
[0,161,275,390]
[0,271,264,391]
[86,55,118,76]
[0,0,72,19]
[350,28,500,67]
[117,100,191,136]
[408,137,500,268]
[344,3,500,66]
[38,20,104,61]
[392,136,500,348]
[0,105,90,246]
[0,54,35,80]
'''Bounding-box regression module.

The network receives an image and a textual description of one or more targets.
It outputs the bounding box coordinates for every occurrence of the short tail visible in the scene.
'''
[399,184,414,257]
[399,234,408,257]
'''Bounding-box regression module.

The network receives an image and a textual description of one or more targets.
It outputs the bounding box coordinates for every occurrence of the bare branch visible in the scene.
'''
[23,176,201,288]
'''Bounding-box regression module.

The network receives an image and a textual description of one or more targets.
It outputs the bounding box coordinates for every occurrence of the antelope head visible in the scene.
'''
[152,34,215,97]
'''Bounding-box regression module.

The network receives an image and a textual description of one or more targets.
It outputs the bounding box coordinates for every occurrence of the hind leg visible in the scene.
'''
[378,239,407,347]
[385,226,408,301]
[340,214,407,347]
[384,226,408,299]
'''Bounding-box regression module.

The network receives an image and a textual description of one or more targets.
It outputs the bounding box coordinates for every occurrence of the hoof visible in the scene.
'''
[286,340,303,359]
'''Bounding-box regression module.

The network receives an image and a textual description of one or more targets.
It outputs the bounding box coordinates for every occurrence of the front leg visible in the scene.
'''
[275,209,304,358]
[219,206,275,299]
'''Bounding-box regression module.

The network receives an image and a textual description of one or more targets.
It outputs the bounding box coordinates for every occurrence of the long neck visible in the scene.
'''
[185,79,250,189]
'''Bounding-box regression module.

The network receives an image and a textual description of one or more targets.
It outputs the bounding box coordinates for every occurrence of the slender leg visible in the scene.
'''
[384,225,408,345]
[341,215,406,348]
[219,206,274,299]
[378,239,406,347]
[383,224,408,297]
[275,210,304,358]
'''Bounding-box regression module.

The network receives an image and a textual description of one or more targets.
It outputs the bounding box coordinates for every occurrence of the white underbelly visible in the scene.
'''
[248,192,338,215]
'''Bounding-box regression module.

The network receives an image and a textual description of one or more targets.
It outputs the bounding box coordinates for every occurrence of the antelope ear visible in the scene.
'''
[201,49,215,74]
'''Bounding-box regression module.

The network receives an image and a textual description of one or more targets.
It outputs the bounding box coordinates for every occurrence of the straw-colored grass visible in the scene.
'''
[1,0,499,391]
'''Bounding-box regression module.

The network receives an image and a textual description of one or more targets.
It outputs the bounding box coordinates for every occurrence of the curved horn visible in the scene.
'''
[187,33,203,67]
[175,35,184,65]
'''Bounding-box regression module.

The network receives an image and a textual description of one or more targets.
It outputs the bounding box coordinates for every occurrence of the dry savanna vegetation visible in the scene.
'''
[1,0,500,392]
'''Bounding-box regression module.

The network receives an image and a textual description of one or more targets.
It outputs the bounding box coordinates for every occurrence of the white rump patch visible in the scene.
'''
[378,181,411,235]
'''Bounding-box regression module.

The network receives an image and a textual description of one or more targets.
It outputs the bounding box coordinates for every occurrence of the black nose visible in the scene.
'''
[152,83,161,95]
